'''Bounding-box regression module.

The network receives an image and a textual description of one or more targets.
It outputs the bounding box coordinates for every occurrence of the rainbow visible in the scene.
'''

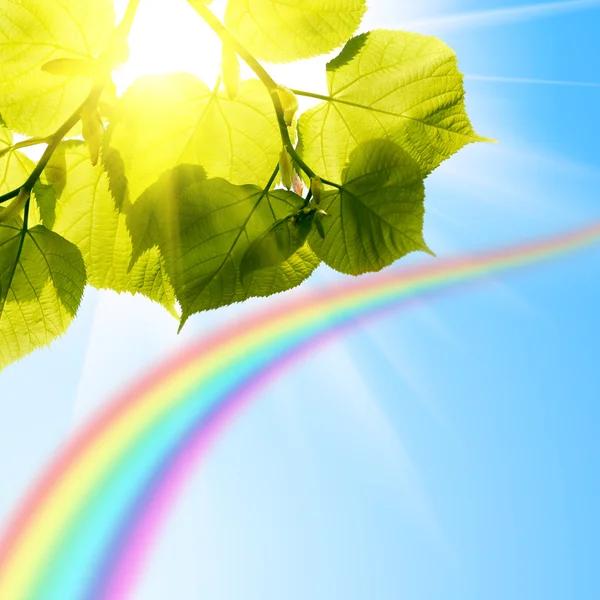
[1,221,599,600]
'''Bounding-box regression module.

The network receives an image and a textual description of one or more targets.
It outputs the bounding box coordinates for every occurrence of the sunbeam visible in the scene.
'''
[403,0,600,32]
[466,74,600,87]
[2,1,599,599]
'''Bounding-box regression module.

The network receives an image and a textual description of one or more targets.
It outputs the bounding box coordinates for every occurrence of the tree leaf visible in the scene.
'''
[0,129,35,197]
[128,170,320,325]
[104,74,281,206]
[32,143,68,230]
[225,0,367,62]
[80,105,104,166]
[308,139,431,275]
[127,165,208,268]
[0,0,115,137]
[41,57,100,78]
[41,142,177,314]
[240,208,316,282]
[0,223,86,372]
[298,30,490,182]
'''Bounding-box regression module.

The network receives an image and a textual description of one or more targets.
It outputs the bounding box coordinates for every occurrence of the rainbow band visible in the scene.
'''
[1,221,599,600]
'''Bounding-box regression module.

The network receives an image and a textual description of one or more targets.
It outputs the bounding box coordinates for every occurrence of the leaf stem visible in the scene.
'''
[291,87,398,118]
[0,0,142,208]
[289,89,330,102]
[265,163,281,190]
[320,178,343,191]
[0,188,20,205]
[189,3,318,182]
[0,137,52,161]
[189,3,278,92]
[115,0,142,39]
[0,198,31,315]
[302,189,313,208]
[15,78,105,208]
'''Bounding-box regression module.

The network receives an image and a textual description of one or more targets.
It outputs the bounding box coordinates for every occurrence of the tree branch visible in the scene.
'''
[116,0,142,39]
[189,3,319,182]
[0,0,143,209]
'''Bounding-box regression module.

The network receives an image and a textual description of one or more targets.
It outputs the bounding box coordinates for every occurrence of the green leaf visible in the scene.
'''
[128,170,320,324]
[314,214,326,239]
[0,0,116,137]
[41,57,100,78]
[127,165,208,268]
[225,0,367,62]
[0,129,35,196]
[41,142,177,314]
[104,74,281,206]
[32,143,68,230]
[0,223,86,372]
[298,30,489,182]
[240,208,316,282]
[308,139,431,275]
[33,183,59,230]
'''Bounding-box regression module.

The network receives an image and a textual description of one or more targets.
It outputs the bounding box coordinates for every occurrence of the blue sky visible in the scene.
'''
[1,1,600,599]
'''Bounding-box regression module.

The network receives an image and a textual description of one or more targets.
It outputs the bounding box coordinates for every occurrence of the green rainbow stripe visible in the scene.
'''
[0,221,598,600]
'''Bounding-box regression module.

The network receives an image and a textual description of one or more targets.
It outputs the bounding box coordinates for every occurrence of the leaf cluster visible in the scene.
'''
[0,0,488,371]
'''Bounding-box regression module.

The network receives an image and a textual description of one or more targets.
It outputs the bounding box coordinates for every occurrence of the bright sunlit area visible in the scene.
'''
[2,1,600,600]
[111,0,330,100]
[113,0,223,91]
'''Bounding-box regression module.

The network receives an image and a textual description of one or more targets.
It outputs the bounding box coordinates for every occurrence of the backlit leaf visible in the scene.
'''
[126,165,209,267]
[0,223,86,371]
[225,0,367,62]
[127,169,320,324]
[0,0,115,136]
[241,208,316,282]
[41,142,177,313]
[41,58,100,78]
[0,129,35,197]
[308,139,431,275]
[0,1,485,368]
[104,74,281,205]
[298,30,489,182]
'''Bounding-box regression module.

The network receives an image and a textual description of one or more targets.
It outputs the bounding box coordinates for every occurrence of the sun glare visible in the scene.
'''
[112,0,226,94]
[111,0,332,105]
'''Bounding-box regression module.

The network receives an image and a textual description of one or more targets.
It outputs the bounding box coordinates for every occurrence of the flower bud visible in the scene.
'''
[276,87,298,127]
[292,173,304,196]
[279,149,294,190]
[310,177,323,205]
[81,105,104,166]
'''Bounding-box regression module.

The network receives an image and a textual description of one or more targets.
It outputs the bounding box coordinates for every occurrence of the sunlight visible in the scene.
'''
[112,0,226,93]
[110,0,329,107]
[403,0,600,33]
[465,74,600,87]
